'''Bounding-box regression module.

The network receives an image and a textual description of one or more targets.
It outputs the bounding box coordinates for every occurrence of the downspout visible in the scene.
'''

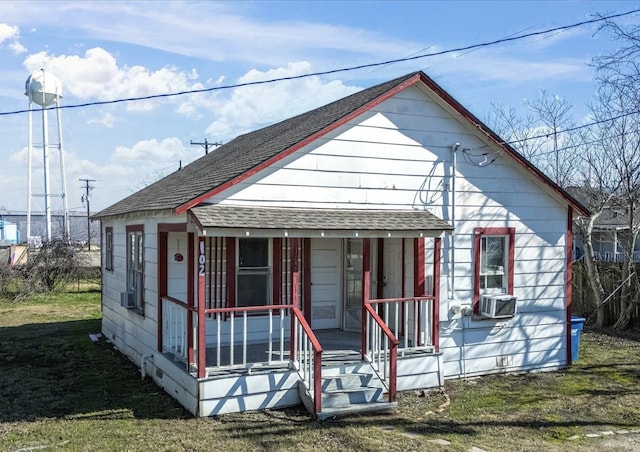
[450,143,460,300]
[451,143,468,380]
[141,353,154,379]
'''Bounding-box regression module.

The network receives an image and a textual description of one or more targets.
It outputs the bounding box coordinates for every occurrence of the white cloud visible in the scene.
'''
[0,23,26,53]
[111,137,186,161]
[441,50,590,84]
[1,2,411,68]
[87,112,116,128]
[3,136,195,211]
[205,62,361,140]
[23,47,208,113]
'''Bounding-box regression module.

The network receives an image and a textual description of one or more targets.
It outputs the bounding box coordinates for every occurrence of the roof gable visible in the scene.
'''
[94,71,588,218]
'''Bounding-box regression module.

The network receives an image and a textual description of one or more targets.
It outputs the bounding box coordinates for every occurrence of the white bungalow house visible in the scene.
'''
[94,71,589,419]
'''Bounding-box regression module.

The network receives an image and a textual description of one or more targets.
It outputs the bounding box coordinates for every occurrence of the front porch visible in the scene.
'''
[158,292,443,418]
[153,206,450,418]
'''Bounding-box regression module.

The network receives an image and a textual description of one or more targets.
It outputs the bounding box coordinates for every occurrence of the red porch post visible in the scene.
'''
[432,237,442,352]
[157,230,167,352]
[302,238,311,321]
[376,238,384,299]
[361,238,371,360]
[197,236,206,379]
[187,233,195,366]
[290,238,300,361]
[414,237,425,346]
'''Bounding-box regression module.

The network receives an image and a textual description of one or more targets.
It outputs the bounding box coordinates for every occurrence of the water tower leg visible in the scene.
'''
[27,104,33,243]
[42,105,51,242]
[56,103,69,242]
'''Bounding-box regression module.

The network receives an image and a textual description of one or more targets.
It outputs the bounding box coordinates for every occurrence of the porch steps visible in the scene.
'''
[311,362,397,421]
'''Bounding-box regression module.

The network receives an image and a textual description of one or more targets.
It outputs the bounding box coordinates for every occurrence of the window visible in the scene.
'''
[237,238,271,307]
[480,236,506,291]
[126,225,144,312]
[105,227,113,271]
[473,228,515,312]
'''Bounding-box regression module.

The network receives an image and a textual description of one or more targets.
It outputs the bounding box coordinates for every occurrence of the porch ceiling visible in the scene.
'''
[190,204,453,238]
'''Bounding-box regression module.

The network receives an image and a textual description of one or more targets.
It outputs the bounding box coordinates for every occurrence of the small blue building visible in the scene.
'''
[0,219,19,245]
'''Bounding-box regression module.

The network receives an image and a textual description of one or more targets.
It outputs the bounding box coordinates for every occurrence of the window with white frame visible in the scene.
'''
[105,227,113,271]
[126,226,144,311]
[480,235,507,291]
[237,238,271,307]
[473,227,515,314]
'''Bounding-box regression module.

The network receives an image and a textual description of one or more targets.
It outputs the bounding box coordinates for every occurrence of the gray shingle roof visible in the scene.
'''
[94,72,420,218]
[94,70,589,220]
[566,186,630,228]
[191,205,453,234]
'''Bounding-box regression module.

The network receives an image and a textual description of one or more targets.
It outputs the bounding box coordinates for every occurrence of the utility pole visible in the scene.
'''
[80,178,95,250]
[190,138,222,155]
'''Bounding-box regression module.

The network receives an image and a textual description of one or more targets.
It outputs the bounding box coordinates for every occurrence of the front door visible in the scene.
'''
[383,238,403,299]
[310,238,342,329]
[344,238,363,332]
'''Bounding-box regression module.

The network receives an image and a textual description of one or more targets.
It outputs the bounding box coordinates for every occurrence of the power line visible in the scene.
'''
[0,8,637,118]
[500,108,640,147]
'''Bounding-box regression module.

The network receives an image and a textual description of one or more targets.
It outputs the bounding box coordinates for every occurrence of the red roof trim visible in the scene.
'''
[177,71,587,216]
[175,74,423,214]
[415,73,589,217]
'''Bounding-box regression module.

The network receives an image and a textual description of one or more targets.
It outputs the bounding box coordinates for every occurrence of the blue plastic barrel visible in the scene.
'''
[571,316,586,362]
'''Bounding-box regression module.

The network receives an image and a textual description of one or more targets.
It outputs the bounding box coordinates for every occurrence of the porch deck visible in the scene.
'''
[202,330,362,377]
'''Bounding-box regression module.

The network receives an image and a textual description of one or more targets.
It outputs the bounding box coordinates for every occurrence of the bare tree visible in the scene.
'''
[588,18,640,329]
[487,102,547,162]
[575,91,623,327]
[524,90,580,187]
[487,94,580,188]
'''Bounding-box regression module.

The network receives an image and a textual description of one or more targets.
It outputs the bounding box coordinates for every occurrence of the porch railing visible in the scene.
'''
[363,296,435,402]
[368,296,436,355]
[162,296,189,362]
[363,302,398,402]
[576,250,640,263]
[291,305,323,416]
[161,298,323,415]
[204,304,291,370]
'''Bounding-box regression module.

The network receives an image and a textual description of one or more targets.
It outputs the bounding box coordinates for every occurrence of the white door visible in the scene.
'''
[383,239,404,336]
[383,238,403,299]
[344,238,363,332]
[310,238,342,330]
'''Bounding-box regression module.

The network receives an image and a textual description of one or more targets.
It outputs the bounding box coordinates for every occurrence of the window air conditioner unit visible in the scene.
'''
[121,291,135,309]
[480,294,516,319]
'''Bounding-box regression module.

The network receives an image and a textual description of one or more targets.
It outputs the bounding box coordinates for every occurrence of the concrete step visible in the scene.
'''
[322,372,376,391]
[322,362,373,376]
[319,361,388,410]
[317,400,398,421]
[321,385,384,408]
[298,357,395,419]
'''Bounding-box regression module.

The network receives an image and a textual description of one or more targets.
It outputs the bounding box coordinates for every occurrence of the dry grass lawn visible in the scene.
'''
[1,292,640,451]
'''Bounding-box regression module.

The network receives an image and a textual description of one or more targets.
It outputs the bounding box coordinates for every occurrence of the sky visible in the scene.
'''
[0,0,638,215]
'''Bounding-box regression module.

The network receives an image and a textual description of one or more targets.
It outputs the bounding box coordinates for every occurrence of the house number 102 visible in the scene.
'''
[199,240,206,276]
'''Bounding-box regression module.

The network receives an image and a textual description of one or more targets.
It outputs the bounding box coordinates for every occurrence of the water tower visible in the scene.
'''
[25,69,69,243]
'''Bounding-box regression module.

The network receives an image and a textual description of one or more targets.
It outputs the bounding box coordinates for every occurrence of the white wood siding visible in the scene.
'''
[207,85,571,379]
[101,82,574,407]
[100,214,190,375]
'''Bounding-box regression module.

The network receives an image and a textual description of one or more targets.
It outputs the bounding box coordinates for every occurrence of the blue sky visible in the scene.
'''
[0,0,637,214]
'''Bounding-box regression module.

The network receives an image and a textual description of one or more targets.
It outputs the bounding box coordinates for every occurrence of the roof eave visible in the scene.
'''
[415,73,591,218]
[174,74,424,215]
